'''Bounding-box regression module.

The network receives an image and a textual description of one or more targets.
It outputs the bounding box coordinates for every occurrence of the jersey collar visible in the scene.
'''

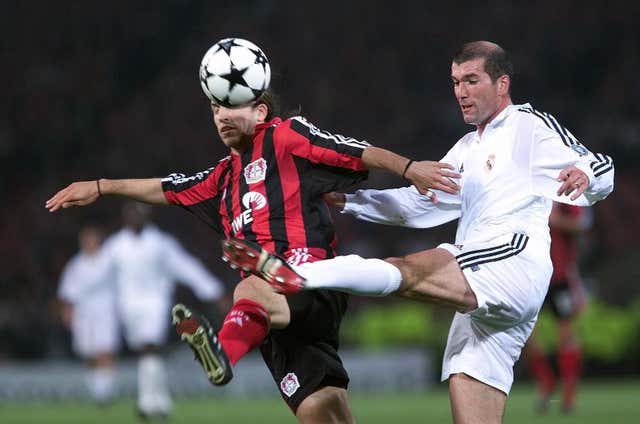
[255,117,282,133]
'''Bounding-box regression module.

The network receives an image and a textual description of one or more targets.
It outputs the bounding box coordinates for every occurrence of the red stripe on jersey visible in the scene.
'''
[219,169,233,238]
[246,132,276,252]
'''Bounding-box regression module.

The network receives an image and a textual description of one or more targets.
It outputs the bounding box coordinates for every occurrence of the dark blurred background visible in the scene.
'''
[1,0,639,375]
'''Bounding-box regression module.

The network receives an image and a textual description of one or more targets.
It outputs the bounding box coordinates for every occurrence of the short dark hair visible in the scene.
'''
[453,41,513,83]
[255,89,280,121]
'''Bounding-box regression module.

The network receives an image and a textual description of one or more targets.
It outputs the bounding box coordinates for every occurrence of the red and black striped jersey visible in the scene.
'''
[162,116,369,259]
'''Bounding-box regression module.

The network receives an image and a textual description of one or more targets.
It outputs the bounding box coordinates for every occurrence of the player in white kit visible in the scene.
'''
[101,202,226,418]
[58,225,119,404]
[219,41,614,423]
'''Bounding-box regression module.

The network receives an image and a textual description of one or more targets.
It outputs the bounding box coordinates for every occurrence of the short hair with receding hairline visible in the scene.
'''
[453,41,514,85]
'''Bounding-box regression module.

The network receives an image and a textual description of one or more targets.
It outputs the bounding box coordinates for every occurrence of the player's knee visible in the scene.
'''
[296,386,352,424]
[385,255,421,292]
[232,278,291,329]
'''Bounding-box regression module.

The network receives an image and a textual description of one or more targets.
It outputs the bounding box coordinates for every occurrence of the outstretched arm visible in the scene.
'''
[325,186,461,229]
[361,146,461,198]
[45,178,167,212]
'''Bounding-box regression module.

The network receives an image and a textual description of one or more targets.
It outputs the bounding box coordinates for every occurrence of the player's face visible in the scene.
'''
[79,229,102,254]
[451,58,507,130]
[211,103,267,152]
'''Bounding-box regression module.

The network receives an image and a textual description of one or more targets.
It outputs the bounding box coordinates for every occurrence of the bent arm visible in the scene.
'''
[46,178,166,212]
[342,186,461,228]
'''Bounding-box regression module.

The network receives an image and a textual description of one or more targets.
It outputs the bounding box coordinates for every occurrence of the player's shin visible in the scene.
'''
[296,255,401,296]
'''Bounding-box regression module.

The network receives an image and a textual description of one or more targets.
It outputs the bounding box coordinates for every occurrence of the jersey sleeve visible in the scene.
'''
[280,117,370,192]
[343,185,461,228]
[519,112,614,206]
[161,165,225,234]
[341,140,463,228]
[162,235,225,301]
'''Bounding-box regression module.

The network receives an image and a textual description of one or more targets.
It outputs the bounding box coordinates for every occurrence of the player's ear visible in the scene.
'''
[255,102,269,122]
[497,74,510,96]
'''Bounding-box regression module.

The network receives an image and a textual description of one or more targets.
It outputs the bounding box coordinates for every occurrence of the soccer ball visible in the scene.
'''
[199,38,271,107]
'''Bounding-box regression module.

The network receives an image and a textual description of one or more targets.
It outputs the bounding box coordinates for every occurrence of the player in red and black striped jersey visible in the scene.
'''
[161,113,370,262]
[46,90,459,423]
[523,202,588,414]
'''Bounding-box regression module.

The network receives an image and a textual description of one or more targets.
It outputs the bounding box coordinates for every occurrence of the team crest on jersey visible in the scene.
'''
[244,158,267,184]
[280,372,300,397]
[485,154,496,172]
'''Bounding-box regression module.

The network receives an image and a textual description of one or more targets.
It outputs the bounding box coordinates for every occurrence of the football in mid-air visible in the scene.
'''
[199,38,271,107]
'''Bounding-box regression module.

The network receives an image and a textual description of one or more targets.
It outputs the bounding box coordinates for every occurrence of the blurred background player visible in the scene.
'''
[57,225,119,405]
[523,202,591,413]
[101,202,227,419]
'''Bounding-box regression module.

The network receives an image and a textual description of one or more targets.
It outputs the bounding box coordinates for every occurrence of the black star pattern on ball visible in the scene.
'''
[217,38,242,56]
[250,48,268,66]
[219,65,249,92]
[199,65,211,83]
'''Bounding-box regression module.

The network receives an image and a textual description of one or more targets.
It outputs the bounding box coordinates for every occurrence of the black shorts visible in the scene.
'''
[260,289,349,410]
[544,280,578,319]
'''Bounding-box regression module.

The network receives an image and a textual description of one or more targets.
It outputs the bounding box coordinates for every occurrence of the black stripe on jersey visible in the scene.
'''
[238,148,258,246]
[161,168,214,192]
[262,127,289,254]
[518,106,555,132]
[590,153,613,177]
[293,156,334,259]
[519,107,589,151]
[289,117,368,158]
[456,234,529,270]
[594,162,613,177]
[544,112,574,146]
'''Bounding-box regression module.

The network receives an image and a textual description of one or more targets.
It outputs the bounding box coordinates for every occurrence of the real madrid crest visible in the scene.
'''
[485,154,496,172]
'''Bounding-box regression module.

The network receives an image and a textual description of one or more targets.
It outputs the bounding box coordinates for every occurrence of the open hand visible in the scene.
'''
[45,180,101,212]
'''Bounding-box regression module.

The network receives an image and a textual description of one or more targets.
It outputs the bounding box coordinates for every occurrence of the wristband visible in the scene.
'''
[96,180,102,197]
[402,160,414,179]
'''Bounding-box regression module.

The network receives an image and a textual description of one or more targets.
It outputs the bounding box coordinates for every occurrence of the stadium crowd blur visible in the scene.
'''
[2,1,639,361]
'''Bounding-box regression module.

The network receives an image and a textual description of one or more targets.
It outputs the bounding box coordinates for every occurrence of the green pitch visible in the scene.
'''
[1,379,638,423]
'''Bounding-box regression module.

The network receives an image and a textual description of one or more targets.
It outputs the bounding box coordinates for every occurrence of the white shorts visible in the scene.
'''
[438,233,552,394]
[118,297,170,350]
[72,301,120,358]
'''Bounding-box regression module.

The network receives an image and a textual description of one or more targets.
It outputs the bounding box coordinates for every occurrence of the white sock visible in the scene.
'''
[138,354,172,415]
[87,367,116,403]
[295,255,402,296]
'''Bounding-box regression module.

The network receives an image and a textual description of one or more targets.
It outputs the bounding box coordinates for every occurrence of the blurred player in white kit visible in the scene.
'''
[101,202,227,418]
[58,225,119,405]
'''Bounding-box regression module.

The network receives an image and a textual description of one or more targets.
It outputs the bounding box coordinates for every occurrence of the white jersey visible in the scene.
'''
[58,250,115,308]
[342,103,614,394]
[58,250,119,357]
[102,225,225,348]
[102,225,224,305]
[343,103,614,245]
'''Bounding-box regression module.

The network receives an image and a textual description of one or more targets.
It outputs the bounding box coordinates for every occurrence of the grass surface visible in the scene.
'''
[1,379,638,423]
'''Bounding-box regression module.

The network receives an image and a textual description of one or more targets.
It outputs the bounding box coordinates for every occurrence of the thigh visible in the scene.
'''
[449,373,506,424]
[390,247,477,312]
[296,386,354,424]
[260,291,349,411]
